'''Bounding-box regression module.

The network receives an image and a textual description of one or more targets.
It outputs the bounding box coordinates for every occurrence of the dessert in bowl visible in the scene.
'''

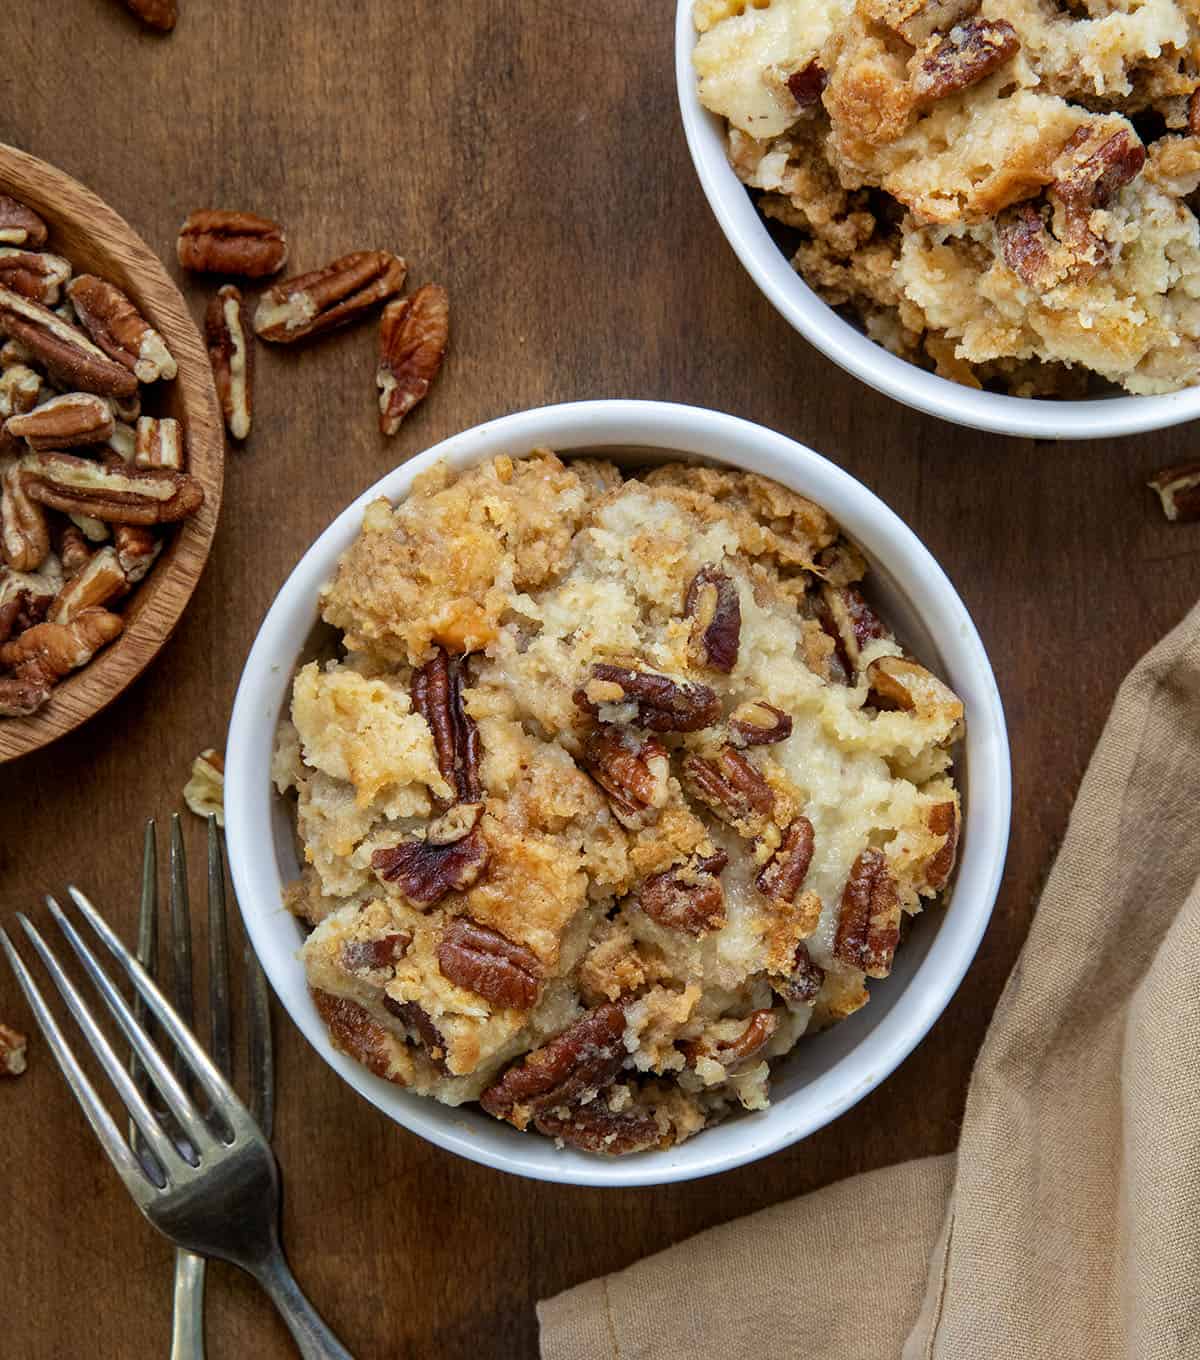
[225,400,1010,1186]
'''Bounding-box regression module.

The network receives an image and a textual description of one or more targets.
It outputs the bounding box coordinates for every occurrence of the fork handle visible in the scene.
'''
[171,1250,206,1360]
[251,1250,353,1359]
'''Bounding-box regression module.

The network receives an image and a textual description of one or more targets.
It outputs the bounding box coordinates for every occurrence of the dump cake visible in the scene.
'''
[274,452,964,1154]
[694,0,1200,395]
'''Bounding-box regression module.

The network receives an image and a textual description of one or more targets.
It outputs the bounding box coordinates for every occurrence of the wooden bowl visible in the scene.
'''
[0,143,223,763]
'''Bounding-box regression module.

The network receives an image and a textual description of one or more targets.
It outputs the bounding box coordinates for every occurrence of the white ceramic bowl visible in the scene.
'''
[225,399,1011,1187]
[675,2,1200,440]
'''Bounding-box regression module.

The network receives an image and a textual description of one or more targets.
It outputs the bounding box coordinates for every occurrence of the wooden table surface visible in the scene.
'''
[3,3,1196,1357]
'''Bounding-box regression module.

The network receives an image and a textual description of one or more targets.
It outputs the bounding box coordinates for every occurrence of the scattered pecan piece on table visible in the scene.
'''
[0,1023,26,1076]
[6,392,114,451]
[437,916,542,1009]
[372,802,490,906]
[729,699,792,746]
[480,1003,628,1126]
[205,285,253,440]
[254,251,406,343]
[579,726,670,829]
[1,460,50,571]
[0,248,71,305]
[182,747,225,825]
[575,661,721,732]
[910,18,1020,109]
[377,284,449,435]
[773,941,825,1005]
[681,747,775,831]
[119,0,177,30]
[67,275,177,384]
[1148,463,1200,523]
[756,817,815,904]
[0,287,136,399]
[834,848,901,978]
[177,210,288,277]
[0,196,47,248]
[21,452,204,525]
[534,1104,664,1155]
[411,646,482,809]
[341,933,411,975]
[639,850,728,935]
[133,416,184,470]
[684,565,740,673]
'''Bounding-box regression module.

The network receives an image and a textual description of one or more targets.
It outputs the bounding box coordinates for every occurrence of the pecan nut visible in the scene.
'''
[0,286,136,399]
[0,670,51,715]
[0,1022,27,1076]
[756,816,814,904]
[0,578,52,646]
[0,607,123,688]
[834,848,901,978]
[120,0,177,30]
[67,275,177,384]
[681,747,775,833]
[0,247,72,305]
[717,1009,779,1065]
[728,699,793,746]
[534,1103,663,1154]
[377,284,449,435]
[575,660,721,732]
[923,798,960,892]
[866,654,963,733]
[1148,462,1200,523]
[787,59,827,108]
[639,850,728,935]
[2,460,50,570]
[480,1003,627,1125]
[372,803,489,905]
[177,210,288,277]
[0,196,47,248]
[579,725,670,829]
[134,416,184,471]
[684,565,740,673]
[311,989,408,1084]
[910,18,1019,108]
[411,646,482,809]
[113,523,161,581]
[816,583,889,679]
[254,250,406,343]
[6,391,114,451]
[341,932,412,974]
[382,996,448,1066]
[57,520,93,575]
[205,285,253,440]
[22,452,204,525]
[773,941,825,1005]
[48,546,127,624]
[437,916,542,1009]
[997,201,1064,292]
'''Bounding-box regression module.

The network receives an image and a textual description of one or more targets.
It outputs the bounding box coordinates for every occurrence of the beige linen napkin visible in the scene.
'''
[539,604,1200,1360]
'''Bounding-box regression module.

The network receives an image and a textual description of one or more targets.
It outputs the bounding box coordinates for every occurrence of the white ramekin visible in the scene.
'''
[225,400,1011,1187]
[675,2,1200,440]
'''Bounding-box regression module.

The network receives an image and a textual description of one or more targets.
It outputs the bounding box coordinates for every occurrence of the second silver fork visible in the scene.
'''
[133,814,274,1360]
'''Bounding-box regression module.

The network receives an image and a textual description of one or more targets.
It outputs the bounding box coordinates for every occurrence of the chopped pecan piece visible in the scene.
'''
[1053,124,1145,214]
[47,546,127,624]
[382,996,447,1065]
[997,201,1062,292]
[0,286,136,398]
[6,392,114,451]
[773,941,825,1005]
[639,850,728,935]
[786,59,827,109]
[177,210,288,277]
[866,654,963,732]
[0,671,50,715]
[816,583,889,678]
[0,1023,26,1076]
[580,725,670,829]
[57,521,92,575]
[0,248,71,305]
[205,285,253,440]
[69,513,108,543]
[684,565,740,673]
[883,0,981,46]
[480,1003,627,1125]
[1,460,50,570]
[254,250,406,343]
[681,747,775,832]
[834,848,901,978]
[437,916,542,1009]
[534,1103,664,1155]
[67,275,177,384]
[377,284,449,435]
[0,585,49,646]
[113,523,161,582]
[717,1009,779,1065]
[133,416,183,471]
[575,661,721,732]
[120,0,177,30]
[924,799,960,891]
[0,196,47,248]
[311,989,407,1084]
[411,646,481,809]
[910,19,1019,109]
[341,932,412,974]
[1148,462,1200,523]
[372,803,489,906]
[756,817,815,904]
[729,699,792,746]
[22,452,204,525]
[0,606,122,676]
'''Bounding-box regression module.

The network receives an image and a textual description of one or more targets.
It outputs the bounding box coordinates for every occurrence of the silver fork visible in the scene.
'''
[131,815,277,1360]
[1,867,351,1358]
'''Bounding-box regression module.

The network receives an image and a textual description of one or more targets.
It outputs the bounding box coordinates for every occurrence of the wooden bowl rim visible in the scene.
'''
[0,142,224,764]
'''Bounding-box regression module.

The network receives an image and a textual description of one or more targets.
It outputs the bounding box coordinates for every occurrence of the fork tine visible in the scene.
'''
[130,820,159,1154]
[65,885,250,1129]
[0,926,150,1195]
[245,939,274,1141]
[207,816,232,1080]
[47,895,217,1156]
[17,913,185,1180]
[168,814,195,1090]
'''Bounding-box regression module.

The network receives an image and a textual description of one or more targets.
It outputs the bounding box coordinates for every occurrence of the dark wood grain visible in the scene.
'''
[1,4,1196,1358]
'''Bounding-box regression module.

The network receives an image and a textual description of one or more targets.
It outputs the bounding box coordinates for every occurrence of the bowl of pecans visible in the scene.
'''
[0,142,223,761]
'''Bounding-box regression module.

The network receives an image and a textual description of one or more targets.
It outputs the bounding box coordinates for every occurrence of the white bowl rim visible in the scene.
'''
[225,398,1012,1187]
[674,1,1200,440]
